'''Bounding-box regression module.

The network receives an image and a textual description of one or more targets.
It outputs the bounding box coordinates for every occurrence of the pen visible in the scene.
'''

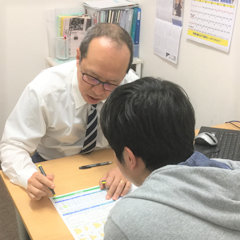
[79,161,112,169]
[38,165,56,196]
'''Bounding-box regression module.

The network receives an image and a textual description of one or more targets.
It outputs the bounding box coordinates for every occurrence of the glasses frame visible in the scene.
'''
[81,72,119,92]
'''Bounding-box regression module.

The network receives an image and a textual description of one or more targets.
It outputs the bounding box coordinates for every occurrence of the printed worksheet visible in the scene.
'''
[187,0,238,52]
[50,185,136,240]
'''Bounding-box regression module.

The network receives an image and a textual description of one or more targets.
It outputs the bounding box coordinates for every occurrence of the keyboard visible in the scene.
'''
[194,126,240,161]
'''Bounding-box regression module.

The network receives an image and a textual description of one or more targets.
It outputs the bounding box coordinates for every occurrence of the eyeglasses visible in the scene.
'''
[81,72,119,92]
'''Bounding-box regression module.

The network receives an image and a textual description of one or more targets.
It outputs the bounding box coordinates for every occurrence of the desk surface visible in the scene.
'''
[1,122,240,240]
[0,148,115,240]
[194,122,240,135]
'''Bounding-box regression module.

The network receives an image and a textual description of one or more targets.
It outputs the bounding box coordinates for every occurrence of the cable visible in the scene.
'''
[225,121,240,130]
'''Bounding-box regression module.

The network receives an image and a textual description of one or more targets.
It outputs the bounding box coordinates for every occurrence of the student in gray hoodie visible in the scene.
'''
[100,77,240,240]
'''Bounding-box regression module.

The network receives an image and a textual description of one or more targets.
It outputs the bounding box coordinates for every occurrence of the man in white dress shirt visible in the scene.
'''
[0,23,138,201]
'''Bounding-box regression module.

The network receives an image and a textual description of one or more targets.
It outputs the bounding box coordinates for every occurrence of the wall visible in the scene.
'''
[0,0,239,136]
[0,0,84,136]
[137,0,240,128]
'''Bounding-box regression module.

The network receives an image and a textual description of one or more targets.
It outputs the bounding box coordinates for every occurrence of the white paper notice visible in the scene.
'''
[187,0,238,52]
[50,185,137,240]
[154,0,184,64]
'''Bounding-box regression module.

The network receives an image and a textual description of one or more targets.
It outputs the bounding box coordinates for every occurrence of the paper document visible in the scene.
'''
[187,0,238,52]
[63,15,91,57]
[154,0,184,64]
[50,185,137,240]
[46,7,84,58]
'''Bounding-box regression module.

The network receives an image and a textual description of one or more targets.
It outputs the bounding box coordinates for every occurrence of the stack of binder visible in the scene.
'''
[83,0,141,57]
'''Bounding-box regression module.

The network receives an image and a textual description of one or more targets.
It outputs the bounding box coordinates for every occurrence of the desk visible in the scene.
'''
[1,122,240,240]
[194,122,240,135]
[0,148,115,240]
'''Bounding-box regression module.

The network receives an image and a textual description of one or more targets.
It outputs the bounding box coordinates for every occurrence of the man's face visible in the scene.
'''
[76,37,130,104]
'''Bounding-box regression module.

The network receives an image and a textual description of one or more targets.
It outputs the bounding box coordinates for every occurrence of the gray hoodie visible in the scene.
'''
[104,153,240,239]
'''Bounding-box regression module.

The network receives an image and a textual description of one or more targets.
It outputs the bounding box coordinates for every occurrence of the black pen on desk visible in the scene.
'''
[38,165,56,196]
[79,161,112,169]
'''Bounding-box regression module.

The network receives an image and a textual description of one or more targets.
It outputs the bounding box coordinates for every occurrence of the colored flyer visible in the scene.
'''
[187,0,238,52]
[50,185,136,240]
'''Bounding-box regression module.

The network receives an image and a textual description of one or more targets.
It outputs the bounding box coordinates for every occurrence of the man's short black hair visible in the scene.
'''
[100,77,195,171]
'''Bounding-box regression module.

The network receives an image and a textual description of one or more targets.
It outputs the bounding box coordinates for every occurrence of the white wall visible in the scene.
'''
[0,0,83,136]
[0,0,239,136]
[137,0,240,128]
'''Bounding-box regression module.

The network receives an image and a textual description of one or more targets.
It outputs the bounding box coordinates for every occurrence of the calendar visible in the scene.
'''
[154,0,184,64]
[187,0,238,52]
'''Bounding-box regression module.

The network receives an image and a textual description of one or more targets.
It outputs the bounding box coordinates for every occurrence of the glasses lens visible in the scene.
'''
[83,74,99,86]
[82,73,118,92]
[104,83,118,92]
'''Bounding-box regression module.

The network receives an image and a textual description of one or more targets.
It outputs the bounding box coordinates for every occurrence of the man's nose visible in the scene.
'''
[92,83,105,95]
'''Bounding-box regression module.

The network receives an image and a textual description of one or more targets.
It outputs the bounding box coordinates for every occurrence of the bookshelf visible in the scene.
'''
[83,1,141,58]
[46,1,142,75]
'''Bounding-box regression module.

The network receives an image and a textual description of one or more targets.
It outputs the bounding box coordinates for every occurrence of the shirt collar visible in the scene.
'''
[72,67,106,109]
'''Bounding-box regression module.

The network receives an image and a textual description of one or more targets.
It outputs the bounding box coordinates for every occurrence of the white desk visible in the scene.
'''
[45,57,143,77]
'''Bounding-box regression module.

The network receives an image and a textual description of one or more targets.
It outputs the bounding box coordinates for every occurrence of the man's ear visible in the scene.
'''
[124,147,137,170]
[76,48,81,67]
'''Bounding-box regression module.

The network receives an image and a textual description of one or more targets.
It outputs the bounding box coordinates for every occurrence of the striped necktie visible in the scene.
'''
[80,104,98,154]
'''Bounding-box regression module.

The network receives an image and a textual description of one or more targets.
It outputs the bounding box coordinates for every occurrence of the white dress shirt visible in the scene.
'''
[0,60,138,188]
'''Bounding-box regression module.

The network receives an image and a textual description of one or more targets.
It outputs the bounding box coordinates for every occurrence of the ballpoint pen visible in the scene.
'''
[79,161,112,169]
[38,165,56,196]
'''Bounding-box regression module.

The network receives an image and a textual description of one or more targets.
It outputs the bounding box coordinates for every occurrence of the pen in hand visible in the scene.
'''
[38,165,56,196]
[79,161,112,169]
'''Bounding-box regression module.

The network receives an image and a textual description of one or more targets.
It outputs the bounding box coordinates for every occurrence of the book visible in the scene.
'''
[57,14,83,37]
[110,10,114,23]
[62,15,91,57]
[108,10,112,23]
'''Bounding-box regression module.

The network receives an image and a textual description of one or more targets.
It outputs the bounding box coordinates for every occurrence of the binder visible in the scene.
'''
[131,7,138,42]
[105,10,109,22]
[134,8,141,44]
[119,10,127,28]
[100,11,106,23]
[125,9,134,34]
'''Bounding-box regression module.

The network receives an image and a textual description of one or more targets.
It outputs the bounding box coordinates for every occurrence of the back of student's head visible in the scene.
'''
[100,77,195,171]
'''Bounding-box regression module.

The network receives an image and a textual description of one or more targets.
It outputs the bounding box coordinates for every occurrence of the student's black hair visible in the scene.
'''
[100,77,195,171]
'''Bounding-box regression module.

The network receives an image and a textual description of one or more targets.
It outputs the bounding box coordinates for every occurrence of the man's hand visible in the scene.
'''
[27,172,55,201]
[99,167,131,201]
